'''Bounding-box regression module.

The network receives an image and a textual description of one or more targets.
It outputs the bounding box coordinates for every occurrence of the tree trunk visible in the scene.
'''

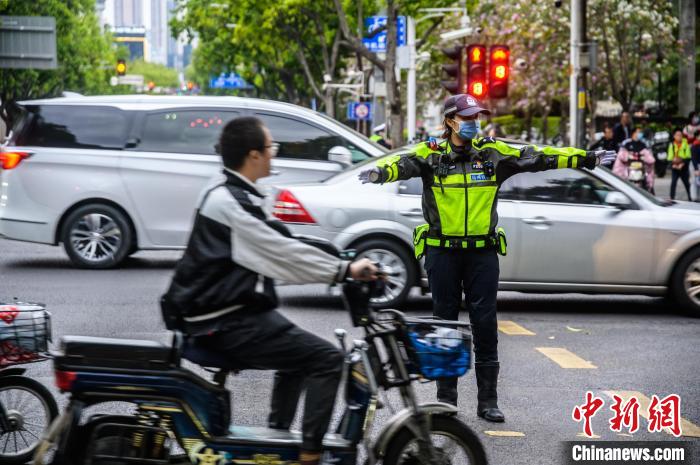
[541,107,550,145]
[385,0,403,147]
[524,108,532,142]
[678,0,696,116]
[324,92,335,118]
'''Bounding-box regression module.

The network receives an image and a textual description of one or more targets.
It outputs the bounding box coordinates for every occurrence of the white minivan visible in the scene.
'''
[0,95,386,268]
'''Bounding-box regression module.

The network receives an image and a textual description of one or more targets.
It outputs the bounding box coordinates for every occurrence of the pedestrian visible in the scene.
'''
[589,124,619,156]
[613,111,633,146]
[691,129,700,202]
[683,111,700,145]
[161,116,379,465]
[669,127,692,200]
[357,94,615,422]
[370,123,392,149]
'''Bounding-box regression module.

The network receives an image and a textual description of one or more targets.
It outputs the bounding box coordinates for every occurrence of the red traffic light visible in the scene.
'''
[441,45,465,95]
[489,45,510,99]
[466,44,487,99]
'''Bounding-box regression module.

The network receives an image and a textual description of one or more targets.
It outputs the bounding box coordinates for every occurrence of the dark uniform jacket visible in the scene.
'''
[162,169,348,335]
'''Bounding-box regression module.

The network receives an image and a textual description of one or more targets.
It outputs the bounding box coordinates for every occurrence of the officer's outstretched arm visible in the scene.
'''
[359,152,426,184]
[493,141,597,174]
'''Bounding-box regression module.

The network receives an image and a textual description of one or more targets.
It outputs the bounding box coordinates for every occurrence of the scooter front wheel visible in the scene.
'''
[382,415,487,465]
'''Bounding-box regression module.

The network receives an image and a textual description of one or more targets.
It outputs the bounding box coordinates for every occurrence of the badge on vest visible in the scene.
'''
[470,173,487,181]
[471,161,483,170]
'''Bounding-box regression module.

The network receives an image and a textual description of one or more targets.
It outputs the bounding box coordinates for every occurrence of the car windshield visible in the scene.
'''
[597,166,671,206]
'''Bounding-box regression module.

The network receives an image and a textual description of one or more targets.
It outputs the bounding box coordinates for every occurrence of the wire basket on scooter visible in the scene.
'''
[405,323,471,380]
[0,303,51,367]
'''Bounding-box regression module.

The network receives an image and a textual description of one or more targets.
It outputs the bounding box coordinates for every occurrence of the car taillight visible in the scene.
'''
[273,189,316,224]
[0,149,32,170]
[55,370,77,391]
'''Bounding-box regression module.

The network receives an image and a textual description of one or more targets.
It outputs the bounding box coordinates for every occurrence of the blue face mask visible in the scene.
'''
[456,120,480,140]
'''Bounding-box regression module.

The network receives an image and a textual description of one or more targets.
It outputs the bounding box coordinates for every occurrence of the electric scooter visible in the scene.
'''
[35,268,487,465]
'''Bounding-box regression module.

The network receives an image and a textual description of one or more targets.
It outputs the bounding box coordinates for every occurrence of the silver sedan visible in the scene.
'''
[270,146,700,316]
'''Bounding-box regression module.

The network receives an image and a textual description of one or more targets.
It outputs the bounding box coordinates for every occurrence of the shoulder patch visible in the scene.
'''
[473,136,496,148]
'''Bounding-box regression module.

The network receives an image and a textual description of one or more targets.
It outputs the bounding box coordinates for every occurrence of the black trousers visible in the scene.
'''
[424,246,499,401]
[671,164,691,200]
[194,310,344,451]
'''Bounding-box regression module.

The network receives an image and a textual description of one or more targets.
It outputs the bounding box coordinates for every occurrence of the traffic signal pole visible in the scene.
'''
[407,16,417,142]
[569,0,587,148]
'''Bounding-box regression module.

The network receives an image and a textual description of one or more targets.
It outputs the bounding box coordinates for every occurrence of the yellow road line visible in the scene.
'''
[535,347,597,369]
[483,430,525,437]
[603,390,700,438]
[498,320,535,336]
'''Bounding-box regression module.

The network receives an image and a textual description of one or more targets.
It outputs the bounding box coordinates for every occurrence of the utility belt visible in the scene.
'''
[413,224,507,259]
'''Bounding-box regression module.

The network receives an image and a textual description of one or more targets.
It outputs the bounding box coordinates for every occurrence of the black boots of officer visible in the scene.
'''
[475,362,505,422]
[438,362,505,422]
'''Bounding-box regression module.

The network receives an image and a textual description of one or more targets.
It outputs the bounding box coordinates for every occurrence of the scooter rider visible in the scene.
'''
[613,127,655,192]
[161,116,379,465]
[358,94,615,422]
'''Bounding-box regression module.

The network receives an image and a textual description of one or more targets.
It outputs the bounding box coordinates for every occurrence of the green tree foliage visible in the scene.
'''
[471,0,679,121]
[129,59,179,88]
[171,0,348,115]
[0,0,115,132]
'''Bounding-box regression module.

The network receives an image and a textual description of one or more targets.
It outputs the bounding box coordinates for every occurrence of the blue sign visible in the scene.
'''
[362,16,406,53]
[347,102,373,121]
[209,72,251,89]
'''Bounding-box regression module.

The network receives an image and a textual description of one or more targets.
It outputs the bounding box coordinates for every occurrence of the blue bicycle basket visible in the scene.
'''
[406,323,471,380]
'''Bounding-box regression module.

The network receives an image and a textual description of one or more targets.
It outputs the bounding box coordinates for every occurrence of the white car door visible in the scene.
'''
[120,108,241,247]
[512,169,657,285]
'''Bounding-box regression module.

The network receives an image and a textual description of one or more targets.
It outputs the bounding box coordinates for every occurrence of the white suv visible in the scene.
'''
[0,95,386,268]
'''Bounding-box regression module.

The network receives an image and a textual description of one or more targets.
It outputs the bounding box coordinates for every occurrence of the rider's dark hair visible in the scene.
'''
[216,117,266,170]
[672,126,683,136]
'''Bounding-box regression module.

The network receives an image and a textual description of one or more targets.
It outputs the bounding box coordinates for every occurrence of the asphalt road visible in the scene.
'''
[1,239,698,464]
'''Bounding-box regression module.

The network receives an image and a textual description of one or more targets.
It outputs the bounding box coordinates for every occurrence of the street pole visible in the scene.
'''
[569,0,581,147]
[407,16,416,143]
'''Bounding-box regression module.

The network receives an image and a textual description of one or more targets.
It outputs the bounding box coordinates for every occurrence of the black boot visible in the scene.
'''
[436,377,458,406]
[475,362,505,422]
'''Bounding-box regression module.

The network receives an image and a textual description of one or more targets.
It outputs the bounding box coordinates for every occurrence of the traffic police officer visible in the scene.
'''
[359,94,615,422]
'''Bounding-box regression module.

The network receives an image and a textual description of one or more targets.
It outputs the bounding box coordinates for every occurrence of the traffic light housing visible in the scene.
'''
[441,45,464,95]
[466,44,487,99]
[489,45,510,99]
[116,59,127,76]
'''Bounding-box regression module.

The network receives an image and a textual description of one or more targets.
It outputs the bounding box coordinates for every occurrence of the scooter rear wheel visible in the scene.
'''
[0,375,58,465]
[383,415,487,465]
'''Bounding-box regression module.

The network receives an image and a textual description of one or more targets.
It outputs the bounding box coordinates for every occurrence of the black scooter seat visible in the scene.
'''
[227,426,353,450]
[58,336,175,370]
[182,339,249,371]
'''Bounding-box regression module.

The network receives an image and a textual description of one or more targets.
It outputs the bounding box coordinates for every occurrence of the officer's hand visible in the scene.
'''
[590,150,617,167]
[358,168,382,184]
[349,258,380,281]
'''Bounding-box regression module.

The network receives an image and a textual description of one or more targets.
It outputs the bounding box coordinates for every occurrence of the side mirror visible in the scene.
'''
[605,191,632,209]
[328,146,353,167]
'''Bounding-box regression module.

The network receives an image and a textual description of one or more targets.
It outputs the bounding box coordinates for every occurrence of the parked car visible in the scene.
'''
[271,144,700,316]
[0,95,387,268]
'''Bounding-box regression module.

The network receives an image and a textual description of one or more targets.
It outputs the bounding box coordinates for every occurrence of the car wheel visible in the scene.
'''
[60,204,133,269]
[670,246,700,317]
[354,239,416,309]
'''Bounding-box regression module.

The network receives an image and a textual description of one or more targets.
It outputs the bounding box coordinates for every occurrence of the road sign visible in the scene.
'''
[209,72,252,90]
[117,74,144,86]
[362,16,406,53]
[347,102,373,121]
[0,16,57,69]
